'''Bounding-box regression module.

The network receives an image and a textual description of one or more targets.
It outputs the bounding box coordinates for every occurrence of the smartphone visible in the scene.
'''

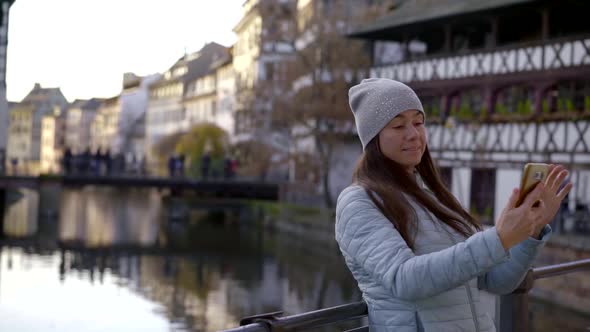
[515,163,550,207]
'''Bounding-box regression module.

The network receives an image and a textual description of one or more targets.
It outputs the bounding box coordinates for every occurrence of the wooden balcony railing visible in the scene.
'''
[371,35,590,83]
[427,118,590,170]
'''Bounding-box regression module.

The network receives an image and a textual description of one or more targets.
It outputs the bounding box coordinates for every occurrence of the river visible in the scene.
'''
[0,187,588,331]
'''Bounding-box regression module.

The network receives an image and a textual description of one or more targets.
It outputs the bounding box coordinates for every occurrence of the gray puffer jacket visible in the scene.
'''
[335,184,551,332]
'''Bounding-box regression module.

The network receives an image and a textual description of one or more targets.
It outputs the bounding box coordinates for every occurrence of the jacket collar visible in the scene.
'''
[414,171,429,191]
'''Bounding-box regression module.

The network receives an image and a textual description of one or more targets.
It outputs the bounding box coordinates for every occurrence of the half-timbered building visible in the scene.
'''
[349,0,590,226]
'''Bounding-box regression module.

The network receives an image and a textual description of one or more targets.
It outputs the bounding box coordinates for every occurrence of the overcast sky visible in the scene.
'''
[5,0,243,102]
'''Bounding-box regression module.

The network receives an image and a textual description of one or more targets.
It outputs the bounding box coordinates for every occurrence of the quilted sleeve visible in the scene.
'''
[477,225,551,294]
[335,186,510,301]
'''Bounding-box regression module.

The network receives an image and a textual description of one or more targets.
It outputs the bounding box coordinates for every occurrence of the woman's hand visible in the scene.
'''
[530,164,573,236]
[495,183,545,250]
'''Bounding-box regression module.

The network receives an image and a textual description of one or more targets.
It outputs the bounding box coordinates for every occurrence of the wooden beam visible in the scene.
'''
[490,16,498,48]
[0,189,4,239]
[444,24,452,53]
[541,7,549,40]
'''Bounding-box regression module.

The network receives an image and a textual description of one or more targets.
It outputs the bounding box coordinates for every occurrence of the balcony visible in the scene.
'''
[371,35,590,83]
[427,118,590,170]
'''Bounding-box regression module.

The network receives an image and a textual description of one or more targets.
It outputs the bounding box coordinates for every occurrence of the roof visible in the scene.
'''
[70,99,89,108]
[21,83,68,108]
[349,0,538,39]
[209,51,232,71]
[152,42,230,89]
[150,42,229,89]
[82,98,104,110]
[184,42,229,82]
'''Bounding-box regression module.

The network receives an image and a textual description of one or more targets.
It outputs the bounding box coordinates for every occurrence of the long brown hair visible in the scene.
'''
[352,138,481,250]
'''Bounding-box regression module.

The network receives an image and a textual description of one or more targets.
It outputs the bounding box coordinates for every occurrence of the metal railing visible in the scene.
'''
[223,301,368,332]
[499,258,590,332]
[223,258,590,332]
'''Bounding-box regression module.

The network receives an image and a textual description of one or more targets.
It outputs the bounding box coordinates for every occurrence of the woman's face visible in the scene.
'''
[378,110,427,173]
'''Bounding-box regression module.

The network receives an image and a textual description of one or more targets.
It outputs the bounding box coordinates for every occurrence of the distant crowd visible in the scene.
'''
[5,148,240,179]
[167,151,239,180]
[62,148,146,175]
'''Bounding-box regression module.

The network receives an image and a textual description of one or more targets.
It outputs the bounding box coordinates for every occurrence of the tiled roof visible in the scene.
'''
[349,0,538,38]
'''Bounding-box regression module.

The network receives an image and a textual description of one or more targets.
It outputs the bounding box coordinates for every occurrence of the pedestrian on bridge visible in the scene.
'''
[10,158,18,175]
[63,148,73,174]
[104,149,113,175]
[335,78,573,332]
[167,154,176,177]
[224,155,233,180]
[177,154,185,177]
[201,151,211,180]
[91,148,101,175]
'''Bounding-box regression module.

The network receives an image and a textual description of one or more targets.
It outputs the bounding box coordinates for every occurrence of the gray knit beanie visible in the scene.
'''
[348,78,424,149]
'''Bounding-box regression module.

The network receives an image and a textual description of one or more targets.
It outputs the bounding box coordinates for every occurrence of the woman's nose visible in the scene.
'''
[404,125,419,139]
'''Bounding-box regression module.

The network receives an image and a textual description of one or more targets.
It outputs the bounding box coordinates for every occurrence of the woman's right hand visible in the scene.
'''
[495,182,545,250]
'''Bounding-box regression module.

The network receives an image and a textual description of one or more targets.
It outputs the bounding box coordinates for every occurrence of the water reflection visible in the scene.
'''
[59,187,162,247]
[3,189,38,237]
[0,187,363,331]
[0,187,588,331]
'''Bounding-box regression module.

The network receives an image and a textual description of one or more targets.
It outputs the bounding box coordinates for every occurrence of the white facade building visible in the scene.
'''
[65,99,102,153]
[146,43,228,162]
[232,0,296,141]
[115,73,160,160]
[215,58,236,140]
[6,84,68,174]
[40,107,65,173]
[0,1,14,173]
[184,73,217,128]
[91,96,120,153]
[182,49,235,139]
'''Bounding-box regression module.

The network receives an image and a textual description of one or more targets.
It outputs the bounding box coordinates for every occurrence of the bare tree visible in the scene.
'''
[235,0,392,207]
[266,1,386,207]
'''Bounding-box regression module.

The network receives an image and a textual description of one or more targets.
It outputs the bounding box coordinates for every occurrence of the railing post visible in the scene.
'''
[498,269,534,332]
[0,188,4,239]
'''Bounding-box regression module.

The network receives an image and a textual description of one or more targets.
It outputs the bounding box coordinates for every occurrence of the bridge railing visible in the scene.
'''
[221,258,590,332]
[3,160,287,182]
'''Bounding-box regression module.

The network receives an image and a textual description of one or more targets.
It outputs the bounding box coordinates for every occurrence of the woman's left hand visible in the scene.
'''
[532,164,573,236]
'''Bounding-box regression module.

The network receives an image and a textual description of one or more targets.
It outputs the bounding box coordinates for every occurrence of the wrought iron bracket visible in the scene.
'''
[513,269,535,294]
[240,310,284,332]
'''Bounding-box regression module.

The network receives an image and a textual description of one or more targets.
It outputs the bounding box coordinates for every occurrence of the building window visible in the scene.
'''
[470,168,496,225]
[459,89,485,118]
[438,167,453,188]
[545,80,590,113]
[264,62,274,81]
[421,95,443,119]
[495,85,534,115]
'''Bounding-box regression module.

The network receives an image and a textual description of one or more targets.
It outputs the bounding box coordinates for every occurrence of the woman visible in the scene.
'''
[335,78,573,332]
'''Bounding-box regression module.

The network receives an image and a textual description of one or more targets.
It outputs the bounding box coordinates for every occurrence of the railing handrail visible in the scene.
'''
[224,301,367,332]
[532,258,590,280]
[222,258,590,332]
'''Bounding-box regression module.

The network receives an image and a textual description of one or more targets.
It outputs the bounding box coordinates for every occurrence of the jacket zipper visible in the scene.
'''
[464,284,481,332]
[421,206,481,332]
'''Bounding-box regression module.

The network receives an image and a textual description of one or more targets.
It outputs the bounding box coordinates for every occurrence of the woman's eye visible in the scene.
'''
[414,122,424,126]
[393,125,403,129]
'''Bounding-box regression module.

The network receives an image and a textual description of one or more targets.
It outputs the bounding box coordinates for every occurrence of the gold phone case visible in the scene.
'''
[515,163,549,207]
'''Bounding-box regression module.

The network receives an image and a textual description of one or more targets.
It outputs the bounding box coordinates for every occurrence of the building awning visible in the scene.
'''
[348,0,538,40]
